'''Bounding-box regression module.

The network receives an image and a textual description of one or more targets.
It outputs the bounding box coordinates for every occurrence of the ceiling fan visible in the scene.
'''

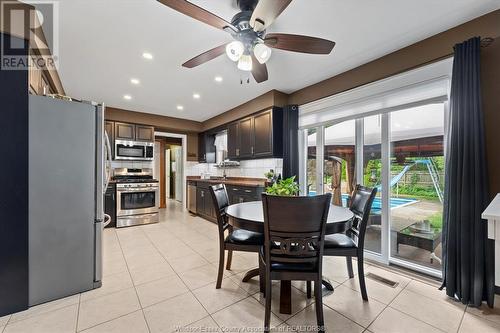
[157,0,336,83]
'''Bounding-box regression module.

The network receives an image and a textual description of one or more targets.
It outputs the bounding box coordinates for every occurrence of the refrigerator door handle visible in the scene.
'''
[95,104,104,223]
[103,130,112,194]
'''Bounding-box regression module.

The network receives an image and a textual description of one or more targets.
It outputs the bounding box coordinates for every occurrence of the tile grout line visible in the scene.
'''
[145,215,289,329]
[75,230,147,333]
[361,276,409,330]
[157,217,271,327]
[74,294,81,333]
[142,224,226,330]
[456,304,467,333]
[115,228,152,333]
[383,281,450,333]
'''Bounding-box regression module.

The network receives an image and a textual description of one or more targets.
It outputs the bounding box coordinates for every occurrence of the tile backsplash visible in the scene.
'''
[111,158,282,180]
[111,160,154,170]
[186,158,283,179]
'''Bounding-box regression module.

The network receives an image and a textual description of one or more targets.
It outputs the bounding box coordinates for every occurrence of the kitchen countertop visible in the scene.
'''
[187,176,267,188]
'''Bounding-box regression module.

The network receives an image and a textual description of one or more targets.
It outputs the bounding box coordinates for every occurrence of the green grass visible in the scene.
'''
[428,212,443,230]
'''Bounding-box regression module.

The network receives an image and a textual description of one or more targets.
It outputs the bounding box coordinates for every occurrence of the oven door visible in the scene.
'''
[116,187,158,216]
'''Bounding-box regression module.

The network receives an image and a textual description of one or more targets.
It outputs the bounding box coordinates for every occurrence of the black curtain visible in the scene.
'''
[441,37,494,307]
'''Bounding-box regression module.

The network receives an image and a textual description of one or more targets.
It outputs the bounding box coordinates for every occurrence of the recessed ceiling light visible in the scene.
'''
[142,52,153,60]
[214,76,223,83]
[123,95,132,100]
[193,93,200,99]
[130,78,140,85]
[176,105,184,111]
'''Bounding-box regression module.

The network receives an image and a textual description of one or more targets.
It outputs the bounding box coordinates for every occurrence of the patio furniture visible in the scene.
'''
[396,221,442,264]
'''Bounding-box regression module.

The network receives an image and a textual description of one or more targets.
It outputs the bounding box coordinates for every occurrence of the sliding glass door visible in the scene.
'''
[362,115,383,255]
[323,120,356,206]
[389,104,445,271]
[301,103,446,276]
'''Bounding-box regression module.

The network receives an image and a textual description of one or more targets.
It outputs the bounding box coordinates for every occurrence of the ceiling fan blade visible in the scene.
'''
[264,33,335,54]
[250,0,292,32]
[182,44,227,68]
[251,55,268,83]
[157,0,236,32]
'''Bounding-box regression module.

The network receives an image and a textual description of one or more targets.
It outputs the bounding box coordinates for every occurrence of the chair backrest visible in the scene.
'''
[209,184,230,236]
[261,193,332,272]
[348,185,378,249]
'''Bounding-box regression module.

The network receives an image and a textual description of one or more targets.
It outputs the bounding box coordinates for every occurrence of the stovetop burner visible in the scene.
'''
[113,178,158,183]
[112,167,158,183]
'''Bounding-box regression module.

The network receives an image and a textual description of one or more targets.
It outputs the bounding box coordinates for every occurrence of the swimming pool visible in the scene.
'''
[307,192,417,214]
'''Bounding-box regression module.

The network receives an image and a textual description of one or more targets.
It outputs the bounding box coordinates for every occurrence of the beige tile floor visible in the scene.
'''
[2,200,500,333]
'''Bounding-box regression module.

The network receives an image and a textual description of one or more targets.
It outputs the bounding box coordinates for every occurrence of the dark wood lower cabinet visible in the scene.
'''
[196,186,217,222]
[190,182,264,223]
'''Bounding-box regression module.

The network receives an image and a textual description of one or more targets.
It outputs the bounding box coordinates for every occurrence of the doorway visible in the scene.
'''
[154,133,187,208]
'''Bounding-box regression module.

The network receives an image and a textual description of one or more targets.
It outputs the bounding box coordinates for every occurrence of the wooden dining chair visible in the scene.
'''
[323,185,377,301]
[209,184,264,289]
[261,193,332,332]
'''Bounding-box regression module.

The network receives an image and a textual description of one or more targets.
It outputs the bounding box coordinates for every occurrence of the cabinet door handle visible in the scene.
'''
[244,190,252,193]
[236,149,239,156]
[232,188,238,191]
[251,146,254,155]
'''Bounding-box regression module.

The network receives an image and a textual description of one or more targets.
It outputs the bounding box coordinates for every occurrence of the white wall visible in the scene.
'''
[186,158,283,179]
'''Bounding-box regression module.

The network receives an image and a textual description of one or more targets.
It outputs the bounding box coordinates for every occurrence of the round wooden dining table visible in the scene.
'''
[225,201,354,315]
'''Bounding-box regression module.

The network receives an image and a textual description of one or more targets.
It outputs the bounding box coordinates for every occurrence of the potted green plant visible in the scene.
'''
[265,176,300,196]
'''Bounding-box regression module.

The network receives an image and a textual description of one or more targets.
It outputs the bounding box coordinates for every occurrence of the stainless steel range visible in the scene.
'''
[113,168,159,228]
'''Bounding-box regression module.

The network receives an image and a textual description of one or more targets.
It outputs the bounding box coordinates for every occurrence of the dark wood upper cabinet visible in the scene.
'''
[105,121,114,141]
[135,125,155,142]
[198,132,216,163]
[105,121,115,156]
[253,110,273,157]
[113,122,155,142]
[227,122,240,159]
[238,117,254,158]
[114,122,135,140]
[226,107,283,160]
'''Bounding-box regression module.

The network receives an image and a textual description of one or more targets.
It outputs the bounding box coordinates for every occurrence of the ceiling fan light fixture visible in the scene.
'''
[226,41,244,62]
[253,43,272,64]
[237,54,253,71]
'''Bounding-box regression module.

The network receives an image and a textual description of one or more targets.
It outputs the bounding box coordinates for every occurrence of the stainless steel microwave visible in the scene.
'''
[114,140,154,161]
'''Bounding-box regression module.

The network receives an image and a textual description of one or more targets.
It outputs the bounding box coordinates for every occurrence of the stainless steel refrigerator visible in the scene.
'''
[28,95,109,306]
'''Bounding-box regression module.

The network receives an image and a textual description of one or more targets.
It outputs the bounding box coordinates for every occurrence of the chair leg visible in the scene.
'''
[226,250,233,270]
[259,255,265,295]
[357,254,368,301]
[346,256,354,278]
[216,248,225,289]
[264,277,272,333]
[306,281,312,299]
[314,279,325,332]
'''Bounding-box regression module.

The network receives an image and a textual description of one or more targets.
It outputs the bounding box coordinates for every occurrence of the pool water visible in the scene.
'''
[307,192,417,214]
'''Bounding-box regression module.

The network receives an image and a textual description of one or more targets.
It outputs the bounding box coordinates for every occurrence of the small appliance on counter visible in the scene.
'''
[112,168,159,227]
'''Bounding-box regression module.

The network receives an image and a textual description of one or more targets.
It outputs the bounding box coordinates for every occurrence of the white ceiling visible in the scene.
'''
[49,0,499,121]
